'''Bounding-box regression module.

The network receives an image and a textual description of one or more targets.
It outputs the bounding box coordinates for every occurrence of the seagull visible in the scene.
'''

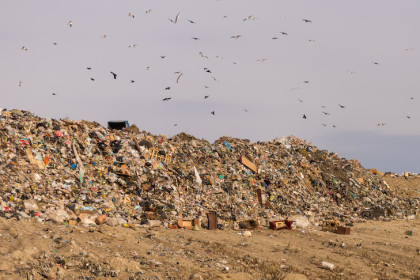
[216,56,224,60]
[128,44,137,48]
[204,68,211,73]
[90,78,95,81]
[110,72,117,79]
[407,116,411,119]
[199,52,208,58]
[303,81,310,83]
[53,42,58,45]
[176,73,183,83]
[243,109,248,112]
[146,66,151,70]
[192,37,200,40]
[377,123,386,126]
[405,48,415,51]
[332,125,336,128]
[169,12,180,23]
[145,10,152,14]
[372,62,380,65]
[129,13,135,18]
[204,85,209,89]
[230,35,241,39]
[52,93,57,96]
[212,76,219,82]
[280,32,288,35]
[204,95,209,99]
[18,81,22,87]
[68,21,72,27]
[322,111,331,115]
[307,39,315,42]
[302,19,312,23]
[21,46,28,51]
[165,87,171,90]
[410,97,415,100]
[130,80,135,83]
[211,111,215,115]
[86,67,92,70]
[256,58,267,62]
[298,98,304,103]
[188,20,196,24]
[162,97,171,101]
[100,34,107,39]
[321,124,327,127]
[346,71,356,74]
[339,104,345,108]
[303,114,307,119]
[243,15,256,21]
[160,56,166,59]
[272,37,278,40]
[174,123,178,126]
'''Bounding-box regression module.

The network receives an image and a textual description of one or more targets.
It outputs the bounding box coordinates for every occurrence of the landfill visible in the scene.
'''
[0,108,418,230]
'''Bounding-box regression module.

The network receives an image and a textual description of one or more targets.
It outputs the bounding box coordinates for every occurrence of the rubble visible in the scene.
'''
[0,109,418,230]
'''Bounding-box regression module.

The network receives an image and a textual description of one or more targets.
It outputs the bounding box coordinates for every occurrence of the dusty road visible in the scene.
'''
[0,217,418,280]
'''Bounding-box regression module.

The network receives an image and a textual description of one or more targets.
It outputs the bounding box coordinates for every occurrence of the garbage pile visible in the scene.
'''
[0,109,418,229]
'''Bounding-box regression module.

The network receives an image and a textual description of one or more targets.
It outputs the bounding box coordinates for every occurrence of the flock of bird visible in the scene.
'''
[15,7,417,130]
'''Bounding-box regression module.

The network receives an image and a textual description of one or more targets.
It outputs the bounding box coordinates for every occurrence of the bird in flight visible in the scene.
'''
[280,32,288,35]
[199,52,208,59]
[377,123,386,126]
[86,67,92,70]
[407,116,411,119]
[211,111,215,115]
[188,20,196,24]
[145,10,152,14]
[243,109,248,112]
[52,93,57,96]
[303,81,310,83]
[128,13,135,18]
[100,34,107,39]
[321,124,327,127]
[18,81,22,87]
[216,56,224,60]
[410,97,415,100]
[176,72,183,83]
[302,19,312,23]
[169,12,180,23]
[272,37,278,40]
[303,114,307,119]
[53,42,57,45]
[204,68,211,73]
[298,98,304,103]
[372,62,380,65]
[165,87,171,90]
[68,21,72,27]
[174,123,178,126]
[192,37,200,40]
[162,97,171,101]
[256,58,267,62]
[204,95,209,99]
[110,72,117,79]
[90,78,95,81]
[130,80,135,83]
[128,44,137,48]
[160,56,165,59]
[339,104,345,108]
[243,15,256,21]
[322,111,331,115]
[21,46,28,51]
[230,35,241,39]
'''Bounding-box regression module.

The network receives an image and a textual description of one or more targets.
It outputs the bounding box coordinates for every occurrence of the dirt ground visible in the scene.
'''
[0,216,419,280]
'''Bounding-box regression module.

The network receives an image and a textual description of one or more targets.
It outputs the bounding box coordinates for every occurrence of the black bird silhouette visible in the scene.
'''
[211,111,215,115]
[303,81,309,83]
[192,37,200,40]
[302,19,312,23]
[272,37,278,40]
[90,78,95,81]
[168,12,180,24]
[165,87,171,90]
[243,109,248,112]
[174,124,178,126]
[188,20,195,24]
[373,62,380,65]
[87,67,92,70]
[322,111,331,115]
[163,97,171,101]
[204,68,211,73]
[407,116,411,119]
[303,114,307,119]
[410,97,415,100]
[161,56,165,59]
[52,93,57,96]
[53,42,58,45]
[130,80,135,83]
[339,104,345,108]
[321,124,327,127]
[204,95,209,99]
[280,32,288,35]
[110,72,117,79]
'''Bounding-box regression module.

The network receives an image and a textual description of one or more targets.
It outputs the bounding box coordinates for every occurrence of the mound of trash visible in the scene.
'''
[0,109,418,228]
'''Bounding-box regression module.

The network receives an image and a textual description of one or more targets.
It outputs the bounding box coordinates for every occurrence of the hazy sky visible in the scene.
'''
[1,0,419,173]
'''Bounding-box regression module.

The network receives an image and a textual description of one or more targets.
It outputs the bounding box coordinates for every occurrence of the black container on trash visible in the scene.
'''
[107,120,129,130]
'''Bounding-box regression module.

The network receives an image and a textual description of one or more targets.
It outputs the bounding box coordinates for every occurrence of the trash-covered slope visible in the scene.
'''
[0,109,417,227]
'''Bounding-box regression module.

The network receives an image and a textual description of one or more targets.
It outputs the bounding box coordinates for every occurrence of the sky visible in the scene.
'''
[1,0,419,173]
